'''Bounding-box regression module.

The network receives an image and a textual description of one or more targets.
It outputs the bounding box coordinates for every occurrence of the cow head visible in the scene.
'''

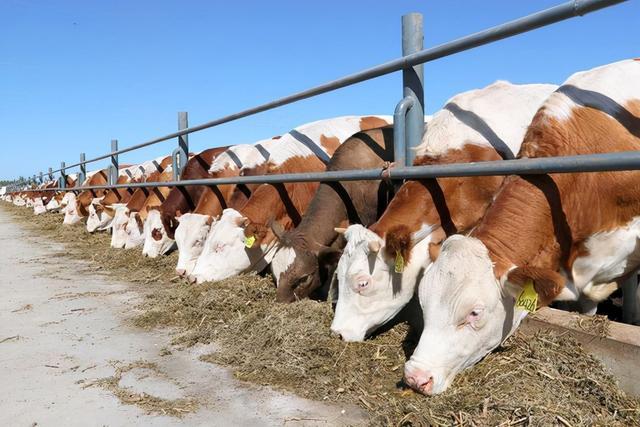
[142,208,175,257]
[330,224,435,342]
[189,208,270,284]
[86,198,116,233]
[403,235,564,395]
[45,194,62,212]
[174,212,215,276]
[110,206,131,248]
[124,211,146,249]
[271,222,342,303]
[62,193,84,225]
[33,197,47,215]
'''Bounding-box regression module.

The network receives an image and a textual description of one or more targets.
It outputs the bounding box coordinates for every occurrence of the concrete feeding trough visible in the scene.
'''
[522,307,640,397]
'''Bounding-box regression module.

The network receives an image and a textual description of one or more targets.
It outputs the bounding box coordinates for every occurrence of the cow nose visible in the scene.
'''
[176,268,186,277]
[404,366,434,395]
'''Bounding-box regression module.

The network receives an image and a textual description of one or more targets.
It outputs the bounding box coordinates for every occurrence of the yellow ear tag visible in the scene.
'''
[244,235,256,248]
[394,251,404,273]
[515,279,538,313]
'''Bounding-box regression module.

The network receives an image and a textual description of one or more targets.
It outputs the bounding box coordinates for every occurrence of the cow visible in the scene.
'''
[270,123,397,303]
[174,140,276,276]
[123,167,176,249]
[62,170,110,225]
[44,174,78,212]
[187,115,392,284]
[329,81,557,342]
[403,59,640,396]
[87,156,172,233]
[142,147,229,257]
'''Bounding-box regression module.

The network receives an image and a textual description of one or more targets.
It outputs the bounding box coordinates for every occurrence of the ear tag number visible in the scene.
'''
[244,235,256,248]
[394,251,404,273]
[516,279,538,313]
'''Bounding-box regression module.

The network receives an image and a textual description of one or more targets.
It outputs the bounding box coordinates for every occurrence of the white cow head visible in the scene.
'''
[330,224,434,342]
[403,235,564,395]
[13,195,25,206]
[189,208,270,284]
[86,198,115,233]
[174,213,215,276]
[110,206,131,248]
[46,195,61,212]
[62,193,83,225]
[142,209,175,257]
[33,197,47,215]
[124,212,146,249]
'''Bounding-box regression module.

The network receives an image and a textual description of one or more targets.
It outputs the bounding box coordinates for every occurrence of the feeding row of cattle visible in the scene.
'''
[4,59,639,396]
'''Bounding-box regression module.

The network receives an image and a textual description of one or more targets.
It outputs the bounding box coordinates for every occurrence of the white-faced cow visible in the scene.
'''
[404,59,640,396]
[330,81,557,342]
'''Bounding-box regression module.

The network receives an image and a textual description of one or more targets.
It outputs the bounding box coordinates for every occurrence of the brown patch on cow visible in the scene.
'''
[474,97,640,280]
[358,116,390,131]
[319,134,340,153]
[507,266,565,307]
[151,228,163,241]
[133,212,144,232]
[384,224,413,264]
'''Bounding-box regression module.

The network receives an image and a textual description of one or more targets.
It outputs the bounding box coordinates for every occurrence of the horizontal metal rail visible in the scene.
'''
[42,0,626,175]
[16,151,640,193]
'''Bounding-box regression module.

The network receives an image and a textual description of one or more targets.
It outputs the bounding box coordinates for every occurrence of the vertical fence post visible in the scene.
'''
[110,139,119,185]
[48,167,53,181]
[174,111,189,180]
[401,13,424,167]
[622,272,639,325]
[79,152,86,185]
[59,162,67,189]
[39,172,43,184]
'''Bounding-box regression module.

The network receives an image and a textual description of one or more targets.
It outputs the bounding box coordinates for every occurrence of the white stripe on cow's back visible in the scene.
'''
[209,140,275,174]
[416,81,557,158]
[543,59,640,122]
[259,115,392,167]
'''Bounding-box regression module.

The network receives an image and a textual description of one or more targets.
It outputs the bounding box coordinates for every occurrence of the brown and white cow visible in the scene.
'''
[62,170,110,225]
[270,124,396,303]
[123,168,176,248]
[404,59,640,396]
[188,116,392,284]
[142,147,229,257]
[330,81,557,342]
[173,140,277,276]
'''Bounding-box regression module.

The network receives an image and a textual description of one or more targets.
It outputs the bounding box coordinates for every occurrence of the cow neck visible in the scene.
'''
[241,155,325,238]
[193,167,244,217]
[372,144,505,239]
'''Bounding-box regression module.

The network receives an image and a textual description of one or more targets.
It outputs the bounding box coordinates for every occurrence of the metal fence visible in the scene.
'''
[9,0,633,194]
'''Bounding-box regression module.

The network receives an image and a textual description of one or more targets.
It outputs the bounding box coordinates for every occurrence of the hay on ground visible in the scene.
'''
[4,203,640,426]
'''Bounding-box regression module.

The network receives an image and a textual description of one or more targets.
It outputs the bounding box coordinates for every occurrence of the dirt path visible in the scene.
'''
[0,207,365,426]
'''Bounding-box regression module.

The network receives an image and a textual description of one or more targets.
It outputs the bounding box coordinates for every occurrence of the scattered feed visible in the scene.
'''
[82,360,198,417]
[4,204,639,426]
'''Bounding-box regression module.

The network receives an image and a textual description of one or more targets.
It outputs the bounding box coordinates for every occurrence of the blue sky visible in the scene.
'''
[1,0,637,180]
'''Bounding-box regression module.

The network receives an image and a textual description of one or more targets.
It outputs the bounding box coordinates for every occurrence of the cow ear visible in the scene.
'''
[504,266,565,307]
[428,242,441,261]
[385,225,412,265]
[206,215,214,226]
[271,220,285,240]
[318,245,343,266]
